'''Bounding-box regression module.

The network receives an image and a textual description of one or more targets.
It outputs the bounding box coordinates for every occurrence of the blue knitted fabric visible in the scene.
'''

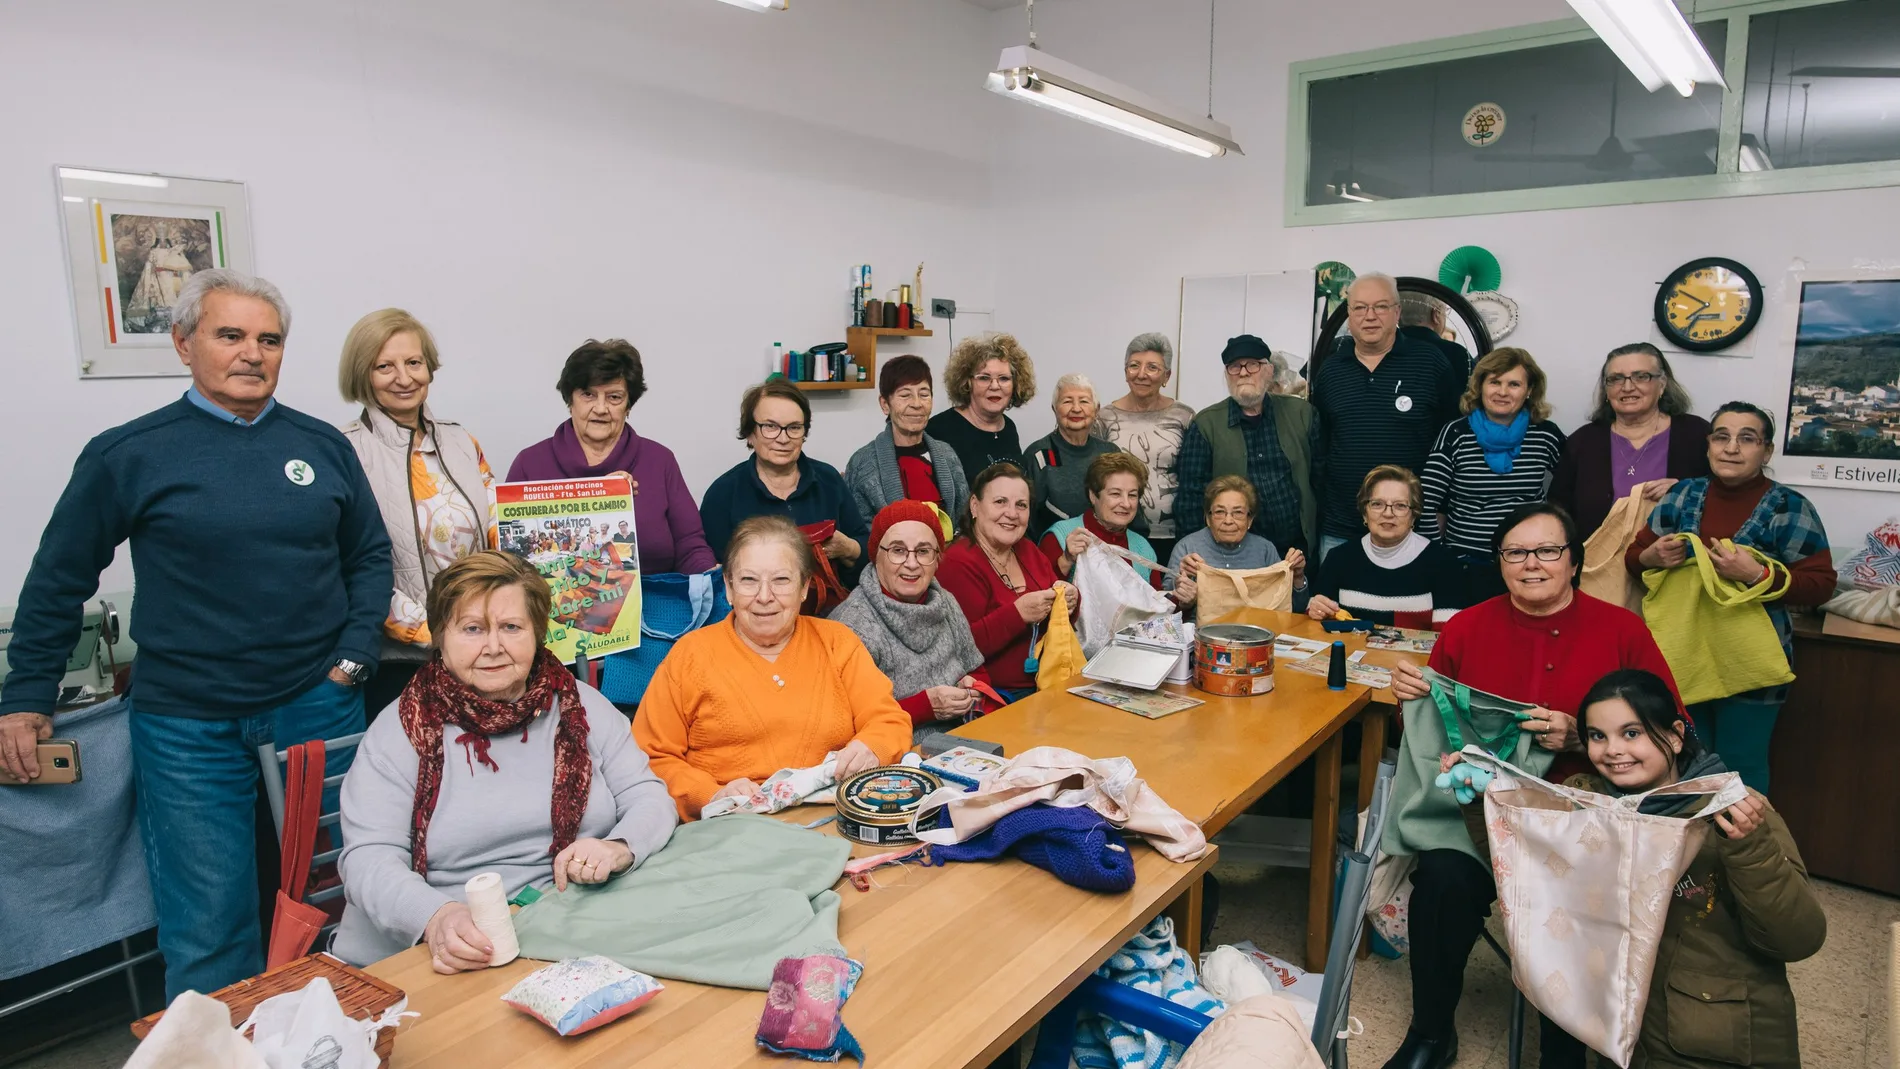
[923,803,1135,892]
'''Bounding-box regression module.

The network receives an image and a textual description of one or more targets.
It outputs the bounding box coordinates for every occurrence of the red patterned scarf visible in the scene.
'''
[399,648,591,875]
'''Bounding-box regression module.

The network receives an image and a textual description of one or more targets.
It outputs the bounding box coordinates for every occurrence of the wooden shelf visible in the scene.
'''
[844,325,934,384]
[796,379,873,391]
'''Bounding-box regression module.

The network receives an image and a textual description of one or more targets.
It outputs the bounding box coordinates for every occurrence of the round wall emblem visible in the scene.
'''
[1462,102,1506,147]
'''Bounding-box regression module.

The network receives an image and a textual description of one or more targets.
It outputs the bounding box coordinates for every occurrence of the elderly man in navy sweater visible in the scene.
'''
[0,269,392,998]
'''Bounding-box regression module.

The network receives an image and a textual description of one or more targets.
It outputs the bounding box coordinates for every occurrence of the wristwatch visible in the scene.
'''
[333,658,370,686]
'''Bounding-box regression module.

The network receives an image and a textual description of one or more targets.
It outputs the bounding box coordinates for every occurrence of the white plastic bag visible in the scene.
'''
[241,977,383,1069]
[1072,544,1174,657]
[126,991,268,1069]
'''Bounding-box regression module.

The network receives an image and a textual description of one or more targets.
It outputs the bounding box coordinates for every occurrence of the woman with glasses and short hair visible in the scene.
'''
[1625,402,1834,795]
[927,333,1038,489]
[1380,501,1686,1069]
[1551,342,1712,538]
[699,380,868,577]
[830,500,997,740]
[634,515,910,820]
[1305,466,1459,627]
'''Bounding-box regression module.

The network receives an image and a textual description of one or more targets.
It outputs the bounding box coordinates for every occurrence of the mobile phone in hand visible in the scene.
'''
[0,739,82,785]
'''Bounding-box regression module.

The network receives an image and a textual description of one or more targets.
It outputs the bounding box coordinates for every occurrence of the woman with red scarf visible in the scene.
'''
[331,551,677,971]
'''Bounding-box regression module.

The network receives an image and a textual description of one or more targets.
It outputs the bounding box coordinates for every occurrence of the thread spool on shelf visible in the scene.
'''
[465,871,520,967]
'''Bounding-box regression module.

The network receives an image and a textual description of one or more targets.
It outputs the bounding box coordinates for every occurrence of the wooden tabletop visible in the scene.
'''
[952,644,1371,836]
[1231,608,1434,708]
[366,821,1217,1069]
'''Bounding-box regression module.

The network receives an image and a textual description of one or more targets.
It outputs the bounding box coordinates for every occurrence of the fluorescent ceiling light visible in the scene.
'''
[713,0,786,9]
[985,45,1240,158]
[1739,135,1774,172]
[57,167,168,188]
[1565,0,1725,96]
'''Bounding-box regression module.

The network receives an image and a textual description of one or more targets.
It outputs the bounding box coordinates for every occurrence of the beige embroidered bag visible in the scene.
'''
[1195,561,1293,620]
[1579,484,1653,613]
[1461,746,1746,1067]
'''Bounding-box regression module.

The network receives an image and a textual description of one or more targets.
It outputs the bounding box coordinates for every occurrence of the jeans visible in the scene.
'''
[1407,848,1589,1066]
[1318,535,1349,565]
[130,677,366,1000]
[1688,697,1781,795]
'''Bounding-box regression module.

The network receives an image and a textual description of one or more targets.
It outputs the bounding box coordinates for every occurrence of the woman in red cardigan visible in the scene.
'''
[1380,501,1687,1069]
[938,462,1078,699]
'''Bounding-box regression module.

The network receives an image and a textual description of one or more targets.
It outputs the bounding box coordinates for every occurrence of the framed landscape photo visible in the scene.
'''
[55,166,253,379]
[1778,268,1900,493]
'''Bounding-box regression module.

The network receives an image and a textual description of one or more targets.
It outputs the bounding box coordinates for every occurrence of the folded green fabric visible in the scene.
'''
[512,814,852,990]
[1381,668,1554,863]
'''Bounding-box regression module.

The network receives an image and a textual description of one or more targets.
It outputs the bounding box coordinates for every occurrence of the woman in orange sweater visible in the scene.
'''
[635,515,911,820]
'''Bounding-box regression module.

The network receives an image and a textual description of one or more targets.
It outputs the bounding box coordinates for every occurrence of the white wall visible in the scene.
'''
[0,0,1000,600]
[985,0,1900,548]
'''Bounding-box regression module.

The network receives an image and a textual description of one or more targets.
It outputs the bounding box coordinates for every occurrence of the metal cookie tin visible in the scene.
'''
[835,766,943,846]
[1194,623,1277,697]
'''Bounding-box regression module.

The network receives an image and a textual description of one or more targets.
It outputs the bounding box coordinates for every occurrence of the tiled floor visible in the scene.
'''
[1207,858,1898,1068]
[19,862,1895,1068]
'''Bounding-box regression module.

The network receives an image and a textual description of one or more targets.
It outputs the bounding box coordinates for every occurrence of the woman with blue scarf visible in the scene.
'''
[1419,348,1567,604]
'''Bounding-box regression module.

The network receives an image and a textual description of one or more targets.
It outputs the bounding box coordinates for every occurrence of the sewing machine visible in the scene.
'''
[0,592,136,708]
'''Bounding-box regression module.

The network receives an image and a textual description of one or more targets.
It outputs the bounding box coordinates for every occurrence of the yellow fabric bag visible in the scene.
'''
[1035,585,1086,691]
[1195,561,1294,621]
[1580,484,1652,614]
[1640,534,1794,704]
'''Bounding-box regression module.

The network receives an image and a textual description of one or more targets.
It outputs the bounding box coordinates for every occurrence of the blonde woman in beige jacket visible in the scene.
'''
[338,308,496,713]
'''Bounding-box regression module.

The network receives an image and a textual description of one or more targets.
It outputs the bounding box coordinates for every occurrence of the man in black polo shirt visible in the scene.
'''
[1311,273,1461,562]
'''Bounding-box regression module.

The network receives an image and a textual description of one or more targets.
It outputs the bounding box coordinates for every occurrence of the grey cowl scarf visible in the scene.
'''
[828,566,985,701]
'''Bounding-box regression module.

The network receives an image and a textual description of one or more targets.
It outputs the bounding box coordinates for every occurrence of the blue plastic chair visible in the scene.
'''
[1026,974,1214,1068]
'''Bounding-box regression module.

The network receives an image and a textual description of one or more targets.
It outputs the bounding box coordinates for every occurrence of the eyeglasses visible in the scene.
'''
[1225,360,1265,377]
[1604,372,1664,387]
[1499,545,1569,564]
[1208,507,1251,520]
[974,373,1014,388]
[879,543,939,564]
[755,421,807,440]
[732,575,799,597]
[1347,301,1398,316]
[1709,431,1766,448]
[1366,501,1413,515]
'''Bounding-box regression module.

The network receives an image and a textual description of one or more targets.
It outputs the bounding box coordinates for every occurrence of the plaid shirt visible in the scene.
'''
[1647,477,1831,703]
[1173,398,1318,552]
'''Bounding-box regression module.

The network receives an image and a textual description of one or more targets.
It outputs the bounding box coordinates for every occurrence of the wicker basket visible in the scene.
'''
[130,953,406,1067]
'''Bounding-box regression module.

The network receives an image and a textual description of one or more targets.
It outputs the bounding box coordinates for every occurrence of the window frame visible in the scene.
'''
[1285,0,1900,224]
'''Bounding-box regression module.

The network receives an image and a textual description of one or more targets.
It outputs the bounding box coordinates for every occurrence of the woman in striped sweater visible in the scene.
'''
[1419,347,1567,605]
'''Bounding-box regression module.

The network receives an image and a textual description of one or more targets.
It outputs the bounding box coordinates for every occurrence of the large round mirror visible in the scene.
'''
[1307,276,1493,384]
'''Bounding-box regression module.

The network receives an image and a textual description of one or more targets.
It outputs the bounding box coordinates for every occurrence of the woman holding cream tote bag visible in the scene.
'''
[1579,483,1655,613]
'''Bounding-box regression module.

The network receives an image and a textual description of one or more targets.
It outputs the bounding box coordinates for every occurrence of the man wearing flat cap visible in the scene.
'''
[1172,333,1320,557]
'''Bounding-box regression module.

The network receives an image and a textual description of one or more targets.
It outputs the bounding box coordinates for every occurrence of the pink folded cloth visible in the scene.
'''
[756,954,865,1063]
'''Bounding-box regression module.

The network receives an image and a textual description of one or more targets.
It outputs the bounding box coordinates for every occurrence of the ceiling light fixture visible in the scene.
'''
[984,0,1240,158]
[712,0,786,10]
[1739,134,1774,172]
[1564,0,1725,96]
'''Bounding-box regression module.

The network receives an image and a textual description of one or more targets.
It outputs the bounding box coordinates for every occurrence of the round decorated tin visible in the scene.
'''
[835,766,943,846]
[1194,623,1277,697]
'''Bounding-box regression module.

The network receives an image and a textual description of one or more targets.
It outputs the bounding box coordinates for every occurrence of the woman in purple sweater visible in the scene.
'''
[507,340,716,575]
[1550,343,1711,538]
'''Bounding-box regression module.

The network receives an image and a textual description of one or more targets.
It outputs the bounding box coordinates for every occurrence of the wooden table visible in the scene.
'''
[368,826,1217,1069]
[952,625,1371,971]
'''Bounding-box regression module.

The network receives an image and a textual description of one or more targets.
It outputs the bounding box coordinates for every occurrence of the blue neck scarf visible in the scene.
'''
[1469,408,1530,474]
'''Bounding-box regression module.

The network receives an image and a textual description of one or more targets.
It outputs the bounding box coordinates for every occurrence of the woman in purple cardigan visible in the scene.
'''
[508,339,716,575]
[1550,342,1711,537]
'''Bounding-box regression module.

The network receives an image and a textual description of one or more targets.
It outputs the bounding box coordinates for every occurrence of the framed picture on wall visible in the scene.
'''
[1776,267,1900,494]
[54,166,254,379]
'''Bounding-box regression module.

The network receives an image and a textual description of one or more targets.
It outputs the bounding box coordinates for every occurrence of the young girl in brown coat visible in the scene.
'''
[1572,669,1826,1067]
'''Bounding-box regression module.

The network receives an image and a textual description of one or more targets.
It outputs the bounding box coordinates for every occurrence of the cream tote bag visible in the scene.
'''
[1461,746,1747,1068]
[1195,561,1293,620]
[1579,484,1652,614]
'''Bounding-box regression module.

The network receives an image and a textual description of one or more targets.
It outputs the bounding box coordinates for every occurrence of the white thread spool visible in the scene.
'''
[463,872,519,967]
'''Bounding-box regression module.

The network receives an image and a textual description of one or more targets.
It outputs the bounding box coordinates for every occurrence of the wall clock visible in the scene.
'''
[1654,257,1763,352]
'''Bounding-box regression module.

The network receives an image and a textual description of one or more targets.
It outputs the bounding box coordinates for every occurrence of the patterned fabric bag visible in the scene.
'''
[1461,746,1746,1068]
